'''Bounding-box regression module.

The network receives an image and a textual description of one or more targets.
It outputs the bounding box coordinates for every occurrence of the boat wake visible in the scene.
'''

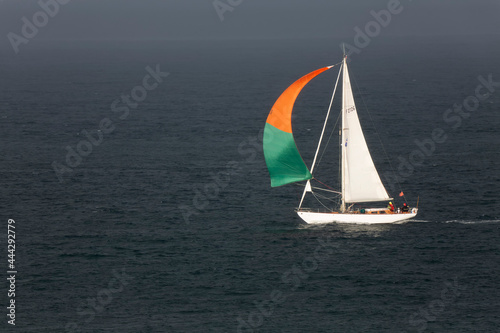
[405,219,431,223]
[443,219,500,224]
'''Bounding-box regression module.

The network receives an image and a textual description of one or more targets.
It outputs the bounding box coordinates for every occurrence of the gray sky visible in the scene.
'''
[0,0,499,47]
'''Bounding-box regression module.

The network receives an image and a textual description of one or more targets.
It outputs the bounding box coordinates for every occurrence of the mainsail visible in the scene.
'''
[341,59,391,203]
[263,66,332,187]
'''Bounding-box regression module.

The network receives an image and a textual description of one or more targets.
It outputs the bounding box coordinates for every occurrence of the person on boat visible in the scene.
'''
[401,203,409,213]
[387,202,394,212]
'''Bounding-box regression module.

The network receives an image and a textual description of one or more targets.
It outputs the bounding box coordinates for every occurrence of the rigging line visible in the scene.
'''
[294,182,341,195]
[311,191,335,212]
[313,178,338,192]
[316,110,341,170]
[350,69,406,201]
[309,63,342,174]
[298,62,342,211]
[298,181,337,210]
[331,60,344,68]
[311,186,342,195]
[314,192,340,204]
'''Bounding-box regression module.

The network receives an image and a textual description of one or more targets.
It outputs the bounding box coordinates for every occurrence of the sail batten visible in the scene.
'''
[263,66,332,187]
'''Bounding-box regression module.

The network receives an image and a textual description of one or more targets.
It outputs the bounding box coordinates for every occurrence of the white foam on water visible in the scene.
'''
[443,219,500,224]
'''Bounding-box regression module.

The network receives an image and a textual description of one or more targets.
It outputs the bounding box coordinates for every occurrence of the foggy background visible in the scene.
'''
[0,0,498,49]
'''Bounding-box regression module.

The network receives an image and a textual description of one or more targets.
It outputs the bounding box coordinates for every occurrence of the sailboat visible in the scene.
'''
[263,54,418,224]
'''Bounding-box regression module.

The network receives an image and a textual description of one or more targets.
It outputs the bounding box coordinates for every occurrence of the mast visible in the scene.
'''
[340,54,347,212]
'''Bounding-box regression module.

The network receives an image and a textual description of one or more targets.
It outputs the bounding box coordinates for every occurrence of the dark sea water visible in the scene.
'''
[1,36,500,332]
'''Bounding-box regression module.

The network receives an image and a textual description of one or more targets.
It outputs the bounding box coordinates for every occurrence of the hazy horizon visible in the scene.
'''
[0,0,498,50]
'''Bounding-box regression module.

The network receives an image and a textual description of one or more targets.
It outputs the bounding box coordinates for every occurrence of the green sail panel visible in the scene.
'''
[263,123,312,187]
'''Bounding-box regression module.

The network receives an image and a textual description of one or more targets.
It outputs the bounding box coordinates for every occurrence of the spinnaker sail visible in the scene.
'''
[263,66,332,187]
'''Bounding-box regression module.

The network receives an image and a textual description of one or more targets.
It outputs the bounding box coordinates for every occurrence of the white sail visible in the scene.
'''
[341,59,391,203]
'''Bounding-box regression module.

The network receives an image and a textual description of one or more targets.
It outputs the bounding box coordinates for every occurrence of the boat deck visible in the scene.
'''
[297,208,416,215]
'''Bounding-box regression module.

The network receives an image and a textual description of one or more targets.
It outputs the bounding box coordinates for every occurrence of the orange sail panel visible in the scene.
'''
[264,66,333,187]
[266,66,332,133]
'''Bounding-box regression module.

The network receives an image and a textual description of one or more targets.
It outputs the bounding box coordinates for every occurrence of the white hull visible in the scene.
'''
[297,209,417,224]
